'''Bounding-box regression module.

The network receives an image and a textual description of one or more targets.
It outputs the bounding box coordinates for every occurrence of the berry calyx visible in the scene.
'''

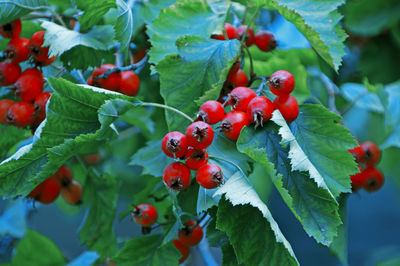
[247,96,274,127]
[33,92,52,123]
[255,31,277,52]
[163,162,191,191]
[273,94,299,122]
[220,111,249,140]
[92,64,121,91]
[27,176,61,204]
[178,220,204,246]
[0,62,21,86]
[212,23,237,40]
[61,180,83,205]
[269,70,295,96]
[185,148,209,170]
[131,203,158,227]
[4,37,30,63]
[227,87,257,112]
[28,31,56,66]
[7,101,35,127]
[14,73,44,102]
[196,164,223,189]
[162,131,188,158]
[229,69,248,87]
[185,121,214,149]
[172,239,190,264]
[118,71,140,96]
[236,25,255,46]
[361,141,381,167]
[362,167,384,192]
[197,100,225,125]
[348,144,364,164]
[0,99,15,124]
[0,19,22,38]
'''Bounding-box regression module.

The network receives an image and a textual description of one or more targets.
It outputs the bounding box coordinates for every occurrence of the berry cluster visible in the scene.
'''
[349,141,384,192]
[212,23,277,52]
[88,64,140,96]
[0,20,55,130]
[27,166,83,205]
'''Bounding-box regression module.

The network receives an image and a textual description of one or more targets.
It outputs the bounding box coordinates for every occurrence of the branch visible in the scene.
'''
[140,102,194,123]
[94,54,149,79]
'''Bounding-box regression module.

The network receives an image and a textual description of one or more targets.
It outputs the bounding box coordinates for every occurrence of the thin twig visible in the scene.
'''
[94,54,149,79]
[339,91,370,116]
[141,102,194,123]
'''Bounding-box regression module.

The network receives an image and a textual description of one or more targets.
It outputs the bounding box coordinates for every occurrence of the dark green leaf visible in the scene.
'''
[222,244,243,266]
[0,0,47,24]
[329,195,348,265]
[115,0,133,52]
[0,125,29,159]
[76,0,116,31]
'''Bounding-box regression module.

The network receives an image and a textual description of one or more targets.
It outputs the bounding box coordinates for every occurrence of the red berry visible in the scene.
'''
[212,23,237,40]
[21,68,44,83]
[236,25,255,46]
[273,94,299,122]
[185,148,208,170]
[61,180,83,205]
[172,239,190,264]
[196,164,223,189]
[348,144,364,164]
[4,37,30,63]
[163,162,191,191]
[55,165,73,188]
[28,31,56,66]
[362,167,384,192]
[178,220,204,246]
[350,166,363,191]
[132,203,158,227]
[0,99,15,124]
[255,31,277,52]
[185,121,214,149]
[197,100,225,125]
[227,87,257,112]
[226,58,240,81]
[14,74,44,102]
[87,75,94,86]
[0,19,22,38]
[247,96,274,127]
[33,92,52,123]
[269,70,295,96]
[28,177,61,204]
[0,62,21,86]
[162,131,188,158]
[229,69,248,87]
[118,71,140,96]
[81,153,101,165]
[361,141,381,167]
[92,64,121,91]
[220,111,249,140]
[7,102,35,127]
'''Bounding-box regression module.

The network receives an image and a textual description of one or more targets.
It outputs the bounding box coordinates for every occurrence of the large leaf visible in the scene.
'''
[0,125,29,159]
[111,234,180,266]
[75,0,116,31]
[271,105,359,197]
[340,83,384,113]
[237,124,342,245]
[41,21,115,70]
[329,195,348,265]
[0,0,47,24]
[381,82,400,149]
[147,0,228,64]
[156,37,240,131]
[115,0,134,52]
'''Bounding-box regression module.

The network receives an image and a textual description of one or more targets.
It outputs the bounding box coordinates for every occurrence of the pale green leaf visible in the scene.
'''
[76,0,116,31]
[0,0,47,24]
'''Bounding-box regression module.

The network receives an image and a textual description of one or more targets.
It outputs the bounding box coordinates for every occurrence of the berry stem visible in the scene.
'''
[30,6,67,27]
[243,44,255,81]
[94,54,149,79]
[140,102,194,123]
[209,155,247,177]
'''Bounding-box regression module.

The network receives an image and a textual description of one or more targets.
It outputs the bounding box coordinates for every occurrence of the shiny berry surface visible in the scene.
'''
[0,99,15,124]
[172,239,189,264]
[163,162,191,191]
[247,96,274,127]
[269,70,295,96]
[185,121,214,149]
[132,203,158,227]
[273,94,299,122]
[362,167,384,192]
[5,37,30,63]
[178,220,204,246]
[185,148,208,170]
[28,31,56,66]
[33,92,52,123]
[230,69,248,87]
[92,64,121,91]
[212,23,237,40]
[29,177,61,204]
[220,111,249,140]
[14,74,44,102]
[162,131,188,158]
[0,61,21,86]
[348,145,364,164]
[255,31,277,52]
[0,19,22,38]
[196,164,223,189]
[118,71,140,96]
[361,141,381,167]
[7,101,35,127]
[197,100,225,125]
[227,87,257,112]
[236,25,255,46]
[350,167,364,191]
[61,180,83,205]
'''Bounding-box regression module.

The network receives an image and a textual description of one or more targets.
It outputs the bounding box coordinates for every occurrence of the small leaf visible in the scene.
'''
[341,83,384,113]
[76,0,116,31]
[0,0,47,24]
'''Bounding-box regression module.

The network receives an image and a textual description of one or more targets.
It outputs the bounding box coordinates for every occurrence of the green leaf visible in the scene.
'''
[112,234,180,266]
[237,125,342,246]
[206,207,229,247]
[9,230,65,266]
[41,21,115,70]
[0,0,47,24]
[340,83,384,113]
[157,37,240,131]
[79,172,119,259]
[222,244,243,266]
[115,0,134,52]
[381,82,400,149]
[271,105,359,197]
[343,0,400,36]
[329,195,348,265]
[141,0,176,25]
[147,0,228,65]
[75,0,116,31]
[0,125,29,159]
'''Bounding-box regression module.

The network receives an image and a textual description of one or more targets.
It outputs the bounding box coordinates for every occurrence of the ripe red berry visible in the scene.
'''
[226,58,240,81]
[247,96,274,127]
[28,31,56,66]
[348,144,364,164]
[185,148,208,170]
[92,64,121,91]
[132,203,158,227]
[236,25,255,46]
[28,177,61,204]
[4,37,30,63]
[172,239,190,264]
[14,73,44,102]
[118,71,140,96]
[163,162,191,191]
[0,62,21,86]
[56,165,73,188]
[178,220,204,246]
[7,102,35,127]
[255,31,277,52]
[350,166,363,191]
[162,131,188,158]
[33,92,52,123]
[0,19,22,38]
[196,164,223,189]
[87,75,94,86]
[212,23,237,40]
[361,141,381,167]
[61,180,83,205]
[229,69,248,87]
[273,94,299,122]
[220,111,249,140]
[185,121,214,149]
[0,99,15,124]
[227,87,257,112]
[362,167,384,192]
[81,153,101,165]
[21,68,44,83]
[269,70,295,96]
[197,100,225,125]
